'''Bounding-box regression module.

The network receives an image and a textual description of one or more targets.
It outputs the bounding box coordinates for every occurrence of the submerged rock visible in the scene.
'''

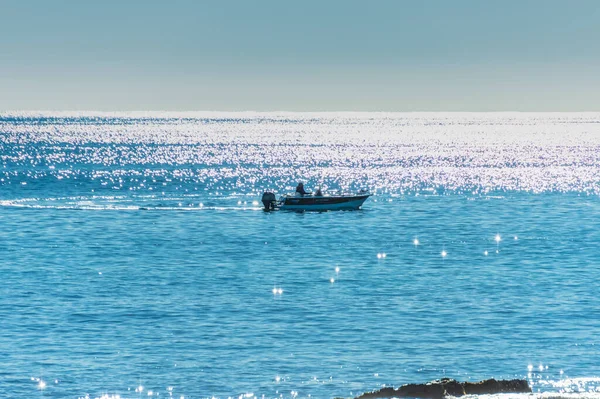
[354,378,531,399]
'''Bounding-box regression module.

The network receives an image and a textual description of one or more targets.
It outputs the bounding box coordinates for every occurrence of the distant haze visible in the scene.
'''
[1,0,599,111]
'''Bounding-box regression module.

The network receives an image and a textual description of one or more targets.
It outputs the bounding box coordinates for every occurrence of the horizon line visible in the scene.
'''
[3,110,600,115]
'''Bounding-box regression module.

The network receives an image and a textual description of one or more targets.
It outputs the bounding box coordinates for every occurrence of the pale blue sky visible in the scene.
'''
[1,0,599,111]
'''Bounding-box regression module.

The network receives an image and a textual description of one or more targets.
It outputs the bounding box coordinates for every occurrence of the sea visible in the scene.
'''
[1,112,600,399]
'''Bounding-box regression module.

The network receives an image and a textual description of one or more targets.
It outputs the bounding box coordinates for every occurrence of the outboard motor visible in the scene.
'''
[261,192,277,211]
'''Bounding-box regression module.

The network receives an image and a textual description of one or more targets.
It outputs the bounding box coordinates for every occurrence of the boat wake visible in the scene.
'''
[0,196,263,212]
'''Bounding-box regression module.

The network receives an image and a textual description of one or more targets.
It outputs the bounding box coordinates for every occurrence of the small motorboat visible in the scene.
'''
[261,190,370,211]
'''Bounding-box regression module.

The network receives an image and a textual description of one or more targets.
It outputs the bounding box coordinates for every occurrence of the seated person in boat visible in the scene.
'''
[315,187,323,196]
[295,182,311,197]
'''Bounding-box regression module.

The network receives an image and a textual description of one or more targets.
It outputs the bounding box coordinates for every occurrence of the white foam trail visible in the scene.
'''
[0,200,262,212]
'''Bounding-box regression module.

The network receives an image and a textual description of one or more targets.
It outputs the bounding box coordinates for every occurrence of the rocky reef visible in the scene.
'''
[351,378,531,399]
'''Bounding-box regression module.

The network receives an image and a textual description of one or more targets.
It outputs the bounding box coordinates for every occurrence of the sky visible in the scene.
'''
[0,0,599,111]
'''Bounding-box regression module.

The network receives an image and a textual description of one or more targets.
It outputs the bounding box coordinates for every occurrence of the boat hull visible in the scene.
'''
[278,194,370,211]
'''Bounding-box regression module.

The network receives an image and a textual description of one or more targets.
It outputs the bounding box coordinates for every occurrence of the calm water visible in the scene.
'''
[1,112,600,399]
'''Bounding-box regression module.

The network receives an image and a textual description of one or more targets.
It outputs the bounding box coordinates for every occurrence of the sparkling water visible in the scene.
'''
[1,112,600,399]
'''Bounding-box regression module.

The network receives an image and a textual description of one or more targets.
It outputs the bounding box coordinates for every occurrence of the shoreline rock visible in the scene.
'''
[352,378,531,399]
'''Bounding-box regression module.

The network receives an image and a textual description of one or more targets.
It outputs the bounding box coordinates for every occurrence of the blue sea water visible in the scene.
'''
[1,112,600,399]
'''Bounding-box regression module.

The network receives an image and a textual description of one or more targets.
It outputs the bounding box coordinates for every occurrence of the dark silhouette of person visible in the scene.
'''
[295,182,309,196]
[315,187,323,196]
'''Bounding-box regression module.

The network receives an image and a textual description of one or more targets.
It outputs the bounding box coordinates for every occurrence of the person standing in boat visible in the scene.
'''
[295,182,311,197]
